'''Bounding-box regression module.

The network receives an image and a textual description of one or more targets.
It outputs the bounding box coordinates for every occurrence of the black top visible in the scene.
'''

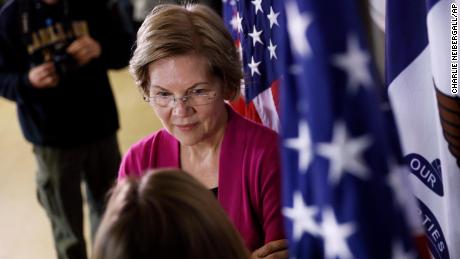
[210,187,218,198]
[0,0,133,147]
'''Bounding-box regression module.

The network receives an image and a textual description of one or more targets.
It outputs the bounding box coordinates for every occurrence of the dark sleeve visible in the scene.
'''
[94,0,134,70]
[0,5,32,103]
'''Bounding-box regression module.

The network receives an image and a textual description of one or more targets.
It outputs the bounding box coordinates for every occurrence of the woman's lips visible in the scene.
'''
[174,123,198,131]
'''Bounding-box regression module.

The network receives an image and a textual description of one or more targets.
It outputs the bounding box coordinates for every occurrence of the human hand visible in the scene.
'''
[28,62,59,88]
[251,239,288,259]
[66,35,101,65]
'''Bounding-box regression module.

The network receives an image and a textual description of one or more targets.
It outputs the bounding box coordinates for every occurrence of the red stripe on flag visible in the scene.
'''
[230,96,263,125]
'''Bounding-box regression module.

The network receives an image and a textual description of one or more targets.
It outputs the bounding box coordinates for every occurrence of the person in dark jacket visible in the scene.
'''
[0,0,133,258]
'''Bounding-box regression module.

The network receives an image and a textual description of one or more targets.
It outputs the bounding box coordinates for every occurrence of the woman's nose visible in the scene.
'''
[172,100,190,117]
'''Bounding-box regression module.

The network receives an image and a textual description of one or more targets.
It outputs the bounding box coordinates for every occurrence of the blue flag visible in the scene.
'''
[278,0,417,258]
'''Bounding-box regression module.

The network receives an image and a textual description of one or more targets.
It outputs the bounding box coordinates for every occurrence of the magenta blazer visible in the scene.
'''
[118,105,285,251]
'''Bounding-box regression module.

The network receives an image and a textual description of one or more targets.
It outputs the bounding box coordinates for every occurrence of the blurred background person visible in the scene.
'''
[119,4,287,259]
[0,0,133,258]
[93,169,249,259]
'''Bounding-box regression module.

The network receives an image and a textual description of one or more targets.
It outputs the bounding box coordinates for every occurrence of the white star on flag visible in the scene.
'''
[267,6,280,28]
[248,25,264,47]
[332,34,372,93]
[386,163,410,208]
[248,56,261,76]
[320,208,356,259]
[392,240,416,259]
[283,191,320,240]
[231,12,243,33]
[286,0,313,57]
[235,12,243,33]
[230,15,239,31]
[317,122,372,184]
[268,39,277,60]
[285,120,313,173]
[251,0,263,14]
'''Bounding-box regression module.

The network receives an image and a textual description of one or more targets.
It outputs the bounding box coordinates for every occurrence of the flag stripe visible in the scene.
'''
[385,1,429,85]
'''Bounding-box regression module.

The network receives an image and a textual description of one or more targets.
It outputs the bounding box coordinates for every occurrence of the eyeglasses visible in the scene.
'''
[143,88,218,107]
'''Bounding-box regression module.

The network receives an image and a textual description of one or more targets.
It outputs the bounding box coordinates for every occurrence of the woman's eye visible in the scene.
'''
[191,89,208,95]
[155,92,171,97]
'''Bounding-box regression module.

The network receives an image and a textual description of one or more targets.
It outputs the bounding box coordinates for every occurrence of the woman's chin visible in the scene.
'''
[176,136,201,146]
[172,130,202,146]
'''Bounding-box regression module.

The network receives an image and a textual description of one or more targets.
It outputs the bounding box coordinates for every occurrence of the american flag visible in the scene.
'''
[223,0,281,131]
[257,0,417,258]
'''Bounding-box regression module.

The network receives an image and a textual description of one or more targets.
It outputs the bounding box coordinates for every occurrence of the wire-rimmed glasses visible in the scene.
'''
[143,88,218,107]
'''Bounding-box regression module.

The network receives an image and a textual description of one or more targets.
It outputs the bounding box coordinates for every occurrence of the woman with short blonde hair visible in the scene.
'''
[130,4,242,100]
